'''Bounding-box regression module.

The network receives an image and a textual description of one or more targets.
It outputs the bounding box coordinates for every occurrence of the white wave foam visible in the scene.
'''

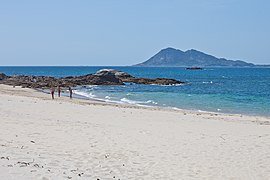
[74,90,96,98]
[86,85,97,88]
[202,81,213,84]
[120,98,141,104]
[105,96,111,99]
[120,98,158,106]
[75,90,159,108]
[146,100,158,105]
[150,83,184,87]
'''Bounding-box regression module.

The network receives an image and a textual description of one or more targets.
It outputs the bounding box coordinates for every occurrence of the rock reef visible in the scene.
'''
[0,69,184,88]
[0,73,7,80]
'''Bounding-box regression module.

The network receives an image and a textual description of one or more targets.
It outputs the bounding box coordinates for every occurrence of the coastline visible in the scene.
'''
[1,66,270,117]
[0,84,270,179]
[38,85,270,120]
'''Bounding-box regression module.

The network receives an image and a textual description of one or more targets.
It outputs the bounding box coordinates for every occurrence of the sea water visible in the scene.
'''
[0,66,269,116]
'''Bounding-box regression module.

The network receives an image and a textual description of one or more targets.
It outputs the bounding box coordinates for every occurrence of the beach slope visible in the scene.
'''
[0,85,269,179]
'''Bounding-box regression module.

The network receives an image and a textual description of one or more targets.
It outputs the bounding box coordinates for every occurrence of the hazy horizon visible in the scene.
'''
[1,0,270,66]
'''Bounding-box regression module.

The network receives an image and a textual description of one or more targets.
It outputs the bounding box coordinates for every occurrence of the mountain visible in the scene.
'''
[134,47,255,67]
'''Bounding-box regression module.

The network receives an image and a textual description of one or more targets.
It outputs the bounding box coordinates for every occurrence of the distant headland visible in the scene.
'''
[134,47,269,67]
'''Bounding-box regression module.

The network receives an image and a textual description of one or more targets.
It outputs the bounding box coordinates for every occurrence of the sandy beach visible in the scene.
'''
[0,84,269,180]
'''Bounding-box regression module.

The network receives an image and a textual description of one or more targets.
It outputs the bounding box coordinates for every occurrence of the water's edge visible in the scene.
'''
[1,66,269,117]
[35,87,270,119]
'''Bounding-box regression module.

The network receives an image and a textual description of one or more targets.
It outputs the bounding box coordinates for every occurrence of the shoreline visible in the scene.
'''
[36,85,270,121]
[1,67,269,117]
[1,84,270,126]
[0,84,270,179]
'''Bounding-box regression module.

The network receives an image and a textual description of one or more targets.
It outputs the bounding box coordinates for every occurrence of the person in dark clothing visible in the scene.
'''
[69,86,72,99]
[57,86,61,97]
[51,86,55,99]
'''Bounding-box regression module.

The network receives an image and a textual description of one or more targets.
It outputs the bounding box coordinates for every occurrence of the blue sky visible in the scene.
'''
[0,0,269,65]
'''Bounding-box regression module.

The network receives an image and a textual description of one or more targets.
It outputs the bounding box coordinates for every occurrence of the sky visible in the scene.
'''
[0,0,269,66]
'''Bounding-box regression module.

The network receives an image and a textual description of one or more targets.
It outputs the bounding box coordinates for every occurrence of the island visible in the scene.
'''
[134,47,255,67]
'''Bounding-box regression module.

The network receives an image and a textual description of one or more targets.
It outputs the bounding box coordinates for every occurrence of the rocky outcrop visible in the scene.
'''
[59,72,124,86]
[186,67,203,70]
[0,73,124,88]
[0,69,184,88]
[0,73,7,80]
[123,77,182,85]
[95,69,184,85]
[95,69,134,80]
[0,75,58,88]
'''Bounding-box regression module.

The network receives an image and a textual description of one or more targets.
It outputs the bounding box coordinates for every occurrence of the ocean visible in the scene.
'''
[0,66,269,116]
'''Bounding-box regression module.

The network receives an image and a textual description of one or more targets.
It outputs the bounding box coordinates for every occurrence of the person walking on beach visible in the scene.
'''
[51,86,55,99]
[69,86,72,99]
[57,86,61,97]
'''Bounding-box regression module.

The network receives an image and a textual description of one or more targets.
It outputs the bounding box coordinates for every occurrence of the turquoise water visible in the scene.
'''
[0,66,269,116]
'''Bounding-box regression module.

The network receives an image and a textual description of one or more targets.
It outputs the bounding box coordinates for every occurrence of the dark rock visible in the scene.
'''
[0,69,184,88]
[96,69,184,85]
[186,67,203,70]
[123,77,182,85]
[95,69,134,79]
[0,73,7,80]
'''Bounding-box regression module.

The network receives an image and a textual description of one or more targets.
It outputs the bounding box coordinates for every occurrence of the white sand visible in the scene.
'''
[0,84,270,180]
